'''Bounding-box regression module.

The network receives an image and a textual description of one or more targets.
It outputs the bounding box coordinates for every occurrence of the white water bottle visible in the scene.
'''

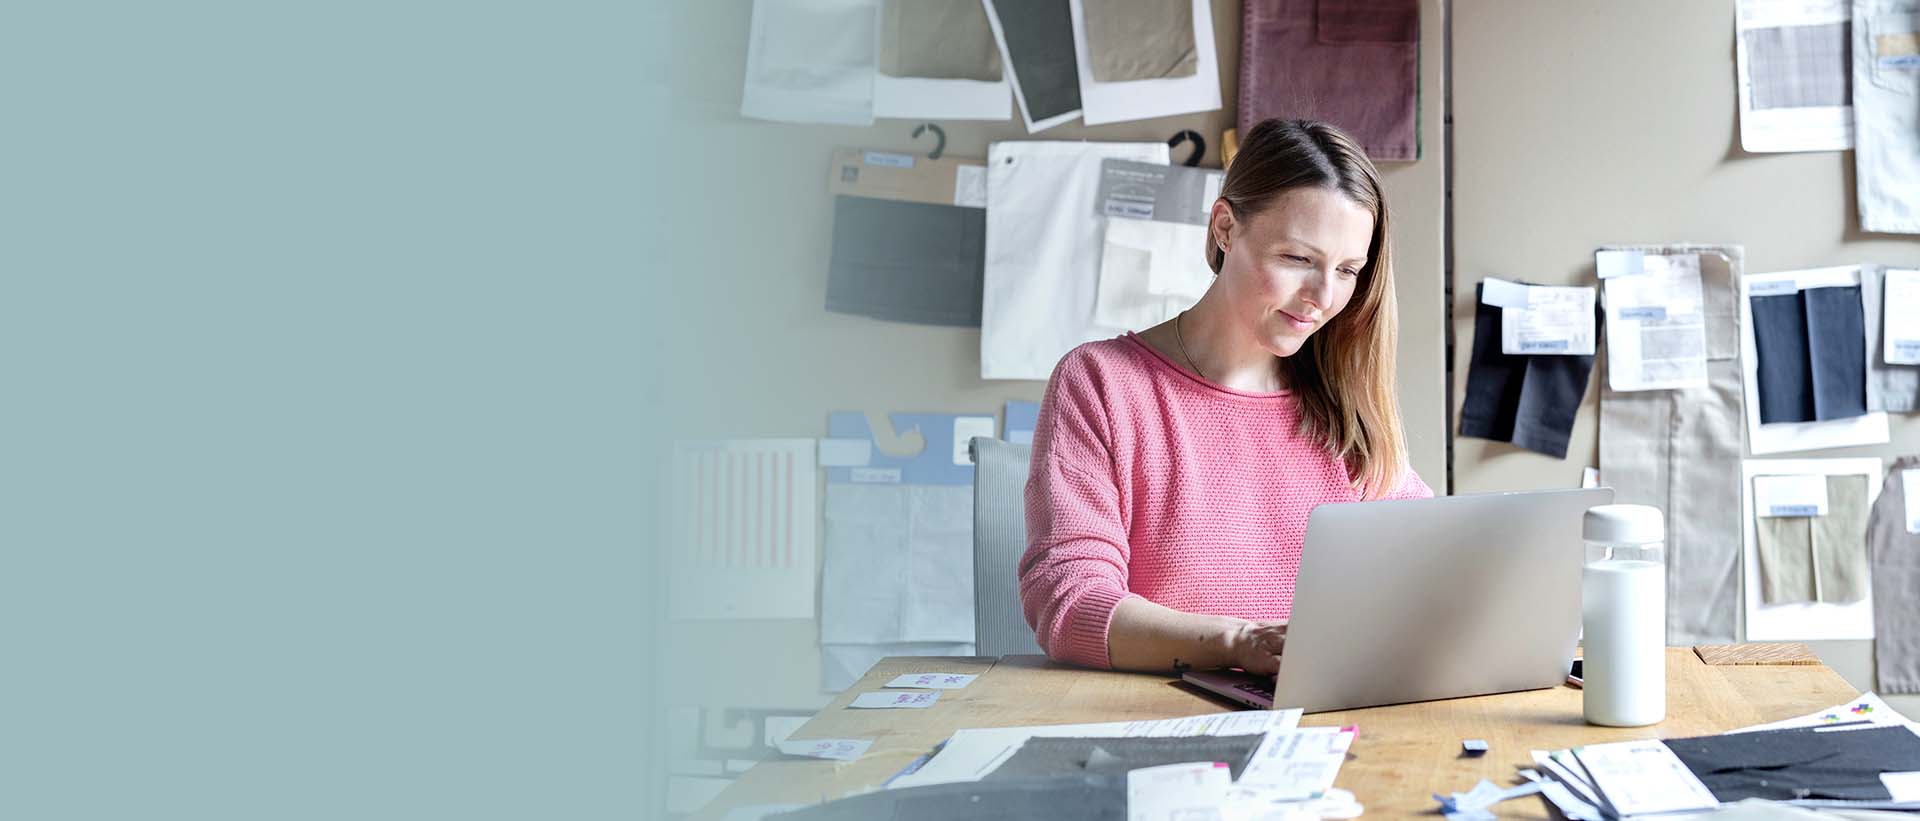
[1581,504,1666,727]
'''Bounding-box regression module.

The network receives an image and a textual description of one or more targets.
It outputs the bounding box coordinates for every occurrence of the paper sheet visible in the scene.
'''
[1741,457,1882,641]
[1884,269,1920,364]
[1906,469,1920,534]
[1067,0,1222,126]
[886,672,976,689]
[1729,691,1910,733]
[1484,279,1597,356]
[1741,268,1890,454]
[1236,726,1356,801]
[1735,0,1853,152]
[888,709,1303,789]
[1571,739,1720,816]
[669,439,818,620]
[740,0,880,125]
[778,737,875,761]
[1604,253,1710,391]
[1127,762,1232,821]
[1754,474,1832,516]
[850,690,939,709]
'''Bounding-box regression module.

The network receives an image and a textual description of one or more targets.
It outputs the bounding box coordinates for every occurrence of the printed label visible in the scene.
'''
[1618,306,1668,321]
[850,467,902,484]
[1749,279,1799,297]
[863,151,915,169]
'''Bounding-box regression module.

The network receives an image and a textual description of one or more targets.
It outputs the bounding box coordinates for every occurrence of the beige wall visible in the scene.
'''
[1451,0,1920,712]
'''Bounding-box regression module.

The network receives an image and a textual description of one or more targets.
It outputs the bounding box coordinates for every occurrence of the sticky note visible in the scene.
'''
[849,690,940,709]
[952,417,996,466]
[886,672,977,690]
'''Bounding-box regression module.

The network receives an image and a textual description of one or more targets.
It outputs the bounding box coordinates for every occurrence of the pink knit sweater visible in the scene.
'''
[1019,334,1433,669]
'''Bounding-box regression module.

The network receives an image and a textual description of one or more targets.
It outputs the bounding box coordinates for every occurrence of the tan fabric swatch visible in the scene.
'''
[1084,0,1198,83]
[1757,513,1817,605]
[1812,474,1871,604]
[881,0,1002,81]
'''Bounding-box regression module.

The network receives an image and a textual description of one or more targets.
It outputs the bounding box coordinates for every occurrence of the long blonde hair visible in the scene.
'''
[1209,119,1409,498]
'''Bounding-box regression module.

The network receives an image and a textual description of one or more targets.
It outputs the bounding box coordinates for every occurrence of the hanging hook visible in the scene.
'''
[1168,129,1205,167]
[912,123,947,160]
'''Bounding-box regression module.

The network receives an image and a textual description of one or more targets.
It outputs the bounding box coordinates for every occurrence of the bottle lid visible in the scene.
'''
[1584,504,1665,544]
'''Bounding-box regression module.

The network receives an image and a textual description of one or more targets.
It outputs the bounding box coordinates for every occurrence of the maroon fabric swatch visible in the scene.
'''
[1239,0,1420,162]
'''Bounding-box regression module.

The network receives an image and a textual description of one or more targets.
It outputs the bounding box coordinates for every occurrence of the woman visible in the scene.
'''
[1020,119,1433,676]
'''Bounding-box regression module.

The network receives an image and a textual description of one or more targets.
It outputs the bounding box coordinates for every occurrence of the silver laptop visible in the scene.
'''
[1184,488,1613,713]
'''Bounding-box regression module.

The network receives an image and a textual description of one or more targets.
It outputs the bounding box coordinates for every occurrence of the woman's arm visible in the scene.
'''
[1107,598,1289,674]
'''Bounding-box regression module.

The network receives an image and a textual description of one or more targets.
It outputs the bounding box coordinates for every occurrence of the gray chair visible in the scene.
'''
[969,436,1045,657]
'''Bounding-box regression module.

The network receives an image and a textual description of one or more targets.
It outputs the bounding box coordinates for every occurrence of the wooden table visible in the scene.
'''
[697,649,1858,819]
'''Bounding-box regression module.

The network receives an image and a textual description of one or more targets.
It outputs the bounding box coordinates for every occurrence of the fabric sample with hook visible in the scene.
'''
[1068,0,1221,125]
[1240,0,1420,161]
[825,147,990,327]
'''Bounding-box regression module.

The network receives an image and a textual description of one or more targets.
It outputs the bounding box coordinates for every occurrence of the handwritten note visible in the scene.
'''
[886,673,977,690]
[849,690,940,709]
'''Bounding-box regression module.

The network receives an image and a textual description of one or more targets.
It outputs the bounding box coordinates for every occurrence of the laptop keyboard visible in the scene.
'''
[1232,678,1276,698]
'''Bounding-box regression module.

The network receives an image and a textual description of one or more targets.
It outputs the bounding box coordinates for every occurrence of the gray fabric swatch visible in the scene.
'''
[1861,266,1920,412]
[777,774,1127,821]
[971,437,1043,657]
[1757,512,1817,605]
[1084,0,1197,82]
[827,194,985,327]
[1814,474,1872,604]
[1599,247,1746,645]
[984,734,1266,782]
[1868,458,1920,694]
[1744,22,1853,110]
[882,0,1003,81]
[988,0,1083,122]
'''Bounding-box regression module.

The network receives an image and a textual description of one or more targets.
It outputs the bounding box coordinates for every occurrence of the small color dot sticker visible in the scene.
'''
[1852,703,1874,715]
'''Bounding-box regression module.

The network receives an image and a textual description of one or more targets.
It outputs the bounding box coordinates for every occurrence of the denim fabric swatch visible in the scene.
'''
[1459,281,1598,459]
[827,195,985,327]
[1751,286,1867,424]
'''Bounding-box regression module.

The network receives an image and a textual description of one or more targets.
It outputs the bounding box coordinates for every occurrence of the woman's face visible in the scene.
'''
[1209,186,1375,358]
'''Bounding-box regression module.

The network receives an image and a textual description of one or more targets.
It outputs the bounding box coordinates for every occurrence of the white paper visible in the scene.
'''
[1741,458,1881,641]
[1741,268,1890,455]
[886,672,977,689]
[952,416,996,465]
[1906,469,1920,535]
[1502,285,1597,356]
[849,690,939,709]
[1730,692,1911,733]
[874,56,1011,122]
[1596,250,1646,279]
[1067,0,1222,126]
[1753,473,1832,516]
[1582,466,1601,489]
[1570,739,1719,816]
[1882,771,1920,802]
[1480,277,1532,309]
[1735,0,1853,153]
[1884,269,1920,364]
[1605,254,1710,391]
[818,438,873,467]
[980,0,1081,133]
[740,0,879,126]
[888,709,1303,789]
[778,737,875,761]
[1236,726,1356,801]
[669,439,819,620]
[1127,762,1232,821]
[953,165,989,209]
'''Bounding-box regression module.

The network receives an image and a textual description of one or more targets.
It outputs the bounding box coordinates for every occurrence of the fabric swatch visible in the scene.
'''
[740,0,879,125]
[1744,23,1852,110]
[827,195,986,327]
[1867,457,1920,694]
[1756,512,1817,604]
[1599,246,1747,646]
[882,0,1003,81]
[1082,0,1196,82]
[986,0,1084,126]
[1240,0,1419,161]
[984,735,1267,782]
[1861,266,1920,412]
[1750,286,1869,423]
[1459,281,1598,459]
[1813,473,1871,603]
[1852,3,1920,234]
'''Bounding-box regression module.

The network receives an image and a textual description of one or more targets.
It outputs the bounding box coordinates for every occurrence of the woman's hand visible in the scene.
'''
[1224,619,1289,675]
